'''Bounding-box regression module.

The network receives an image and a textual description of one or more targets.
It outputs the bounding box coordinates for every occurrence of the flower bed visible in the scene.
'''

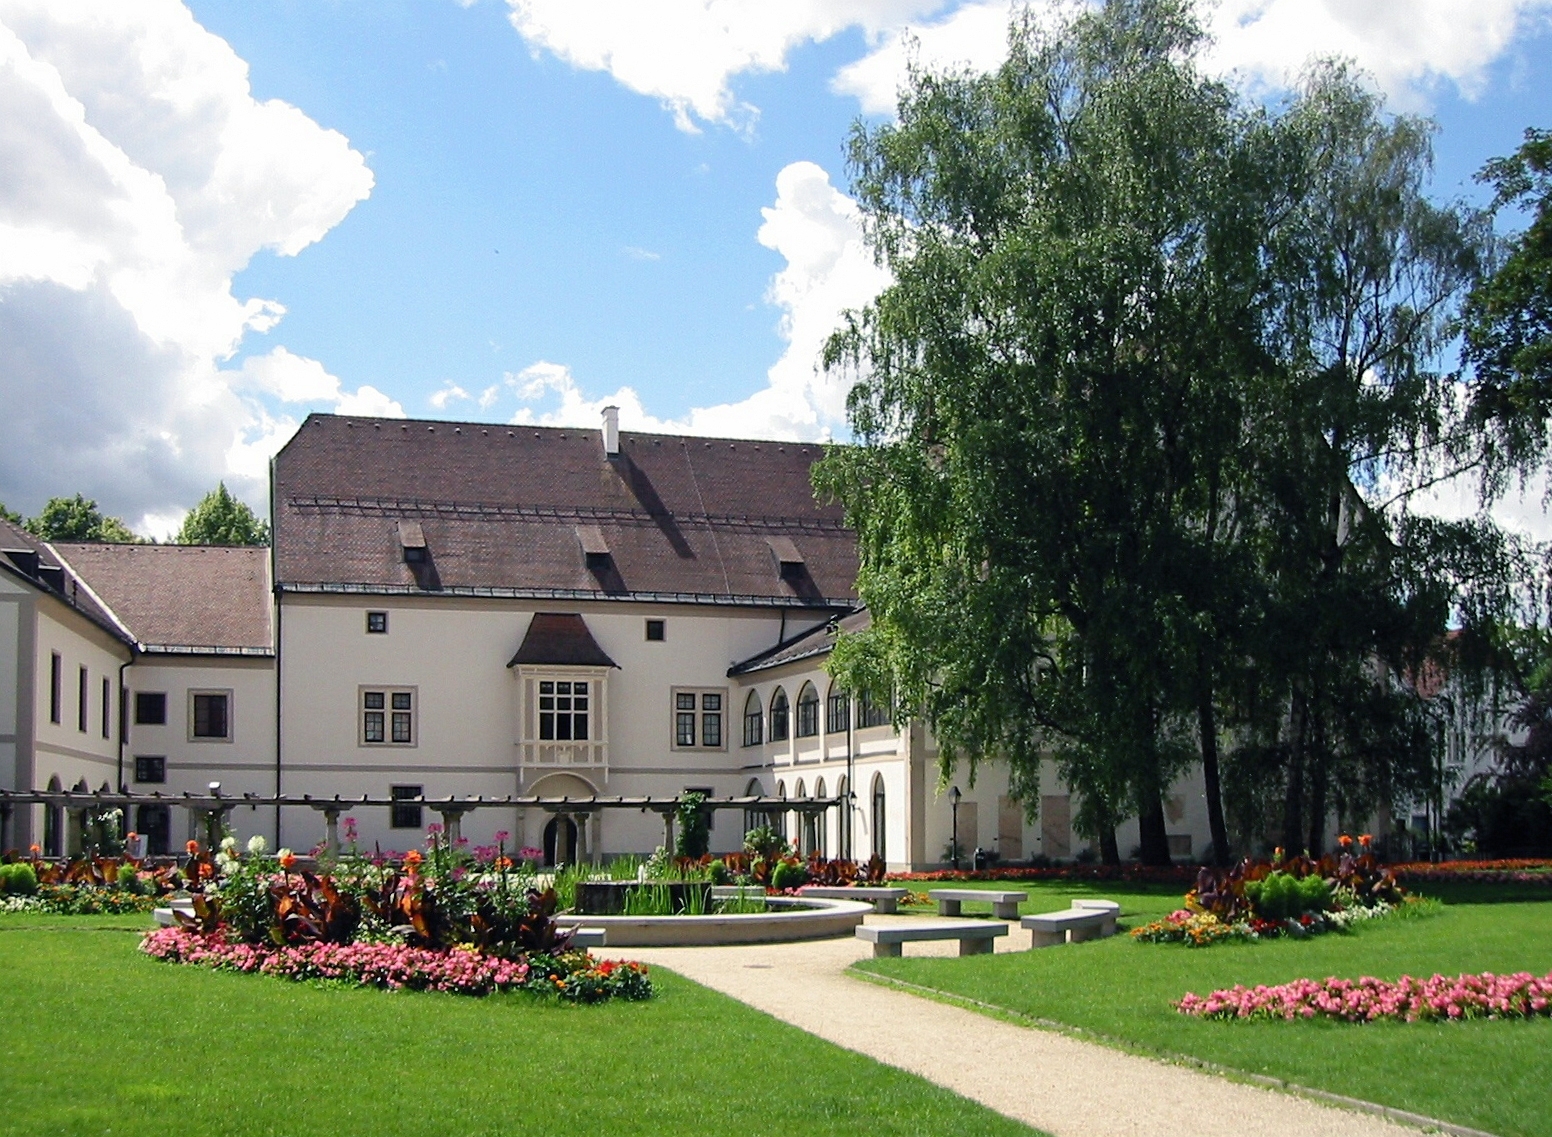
[2,883,160,915]
[142,926,651,1002]
[1391,859,1552,885]
[1132,902,1404,946]
[890,864,1199,885]
[1177,970,1552,1022]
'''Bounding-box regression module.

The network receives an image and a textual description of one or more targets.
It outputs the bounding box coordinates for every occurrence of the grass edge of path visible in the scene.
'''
[846,964,1495,1137]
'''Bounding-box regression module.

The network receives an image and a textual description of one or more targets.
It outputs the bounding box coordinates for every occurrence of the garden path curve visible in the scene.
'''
[626,916,1422,1137]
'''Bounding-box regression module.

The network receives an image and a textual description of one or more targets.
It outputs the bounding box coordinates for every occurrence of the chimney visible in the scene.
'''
[601,405,620,457]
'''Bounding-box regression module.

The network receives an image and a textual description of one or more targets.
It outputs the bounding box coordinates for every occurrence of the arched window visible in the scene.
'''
[742,691,763,747]
[43,775,62,858]
[813,778,827,857]
[769,687,790,742]
[837,776,850,859]
[858,685,891,728]
[744,777,771,835]
[826,682,850,734]
[871,773,887,861]
[795,682,820,738]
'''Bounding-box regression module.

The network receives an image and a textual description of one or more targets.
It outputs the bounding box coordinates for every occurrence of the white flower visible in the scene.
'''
[220,836,238,852]
[246,835,268,855]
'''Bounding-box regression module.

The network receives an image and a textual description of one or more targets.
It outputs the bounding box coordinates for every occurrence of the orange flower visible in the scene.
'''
[28,843,41,857]
[1338,834,1354,849]
[1359,834,1373,848]
[279,852,297,870]
[186,839,200,856]
[403,849,423,872]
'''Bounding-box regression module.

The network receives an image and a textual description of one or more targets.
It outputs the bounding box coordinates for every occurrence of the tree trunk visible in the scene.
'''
[1136,786,1172,865]
[1306,744,1328,858]
[1196,652,1230,866]
[1282,694,1307,854]
[1099,824,1120,865]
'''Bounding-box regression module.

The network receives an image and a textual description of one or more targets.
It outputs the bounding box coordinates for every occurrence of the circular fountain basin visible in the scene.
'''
[556,896,870,947]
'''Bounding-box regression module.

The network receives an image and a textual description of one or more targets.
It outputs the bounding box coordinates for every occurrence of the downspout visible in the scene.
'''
[116,656,132,793]
[270,454,282,847]
[845,692,854,860]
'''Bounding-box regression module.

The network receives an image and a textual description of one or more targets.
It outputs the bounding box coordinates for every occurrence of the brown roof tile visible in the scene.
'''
[272,414,859,607]
[507,613,617,668]
[0,520,130,641]
[55,543,272,652]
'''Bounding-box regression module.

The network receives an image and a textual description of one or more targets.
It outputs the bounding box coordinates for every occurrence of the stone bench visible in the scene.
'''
[798,886,909,914]
[1071,898,1120,936]
[929,889,1027,920]
[569,926,607,948]
[856,920,1008,958]
[1021,907,1108,947]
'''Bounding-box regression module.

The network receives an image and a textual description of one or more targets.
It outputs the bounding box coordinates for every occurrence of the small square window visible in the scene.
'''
[390,784,423,829]
[190,691,231,741]
[135,692,167,725]
[645,619,665,642]
[366,611,388,634]
[133,756,166,784]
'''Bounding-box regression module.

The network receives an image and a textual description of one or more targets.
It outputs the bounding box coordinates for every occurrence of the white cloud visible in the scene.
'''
[1202,0,1552,107]
[623,245,661,261]
[429,383,472,409]
[0,1,373,530]
[508,0,1551,134]
[505,0,949,132]
[509,160,889,441]
[233,346,407,419]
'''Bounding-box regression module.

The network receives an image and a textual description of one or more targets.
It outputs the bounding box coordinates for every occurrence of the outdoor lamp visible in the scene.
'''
[949,786,962,870]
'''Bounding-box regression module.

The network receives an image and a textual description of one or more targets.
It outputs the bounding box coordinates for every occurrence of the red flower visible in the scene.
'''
[186,839,200,855]
[1359,834,1373,848]
[1338,834,1354,849]
[279,852,297,871]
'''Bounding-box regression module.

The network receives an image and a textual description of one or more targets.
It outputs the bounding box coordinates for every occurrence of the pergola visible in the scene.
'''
[0,787,842,863]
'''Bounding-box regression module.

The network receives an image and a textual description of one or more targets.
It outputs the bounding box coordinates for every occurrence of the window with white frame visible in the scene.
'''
[795,683,820,738]
[538,679,589,741]
[672,688,725,750]
[769,687,790,742]
[515,670,609,769]
[742,690,763,747]
[361,687,416,746]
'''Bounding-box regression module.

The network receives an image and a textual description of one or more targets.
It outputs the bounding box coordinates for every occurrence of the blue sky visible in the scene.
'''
[1,0,1549,535]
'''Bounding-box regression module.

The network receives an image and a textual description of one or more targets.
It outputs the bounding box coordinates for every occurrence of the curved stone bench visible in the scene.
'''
[554,896,870,947]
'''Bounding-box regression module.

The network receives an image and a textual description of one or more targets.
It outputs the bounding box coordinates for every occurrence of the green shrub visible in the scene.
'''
[115,865,142,894]
[0,863,38,896]
[1245,870,1331,920]
[707,859,730,885]
[770,861,807,892]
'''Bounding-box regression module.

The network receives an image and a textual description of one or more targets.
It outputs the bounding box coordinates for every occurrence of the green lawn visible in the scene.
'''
[862,880,1552,1137]
[0,915,1036,1137]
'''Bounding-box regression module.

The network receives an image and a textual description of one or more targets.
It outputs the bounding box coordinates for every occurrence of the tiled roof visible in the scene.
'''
[271,413,859,607]
[0,520,130,643]
[729,608,871,675]
[54,543,273,652]
[507,613,618,668]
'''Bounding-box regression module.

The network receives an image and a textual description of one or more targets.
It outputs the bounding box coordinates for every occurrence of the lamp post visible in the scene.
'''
[949,786,961,870]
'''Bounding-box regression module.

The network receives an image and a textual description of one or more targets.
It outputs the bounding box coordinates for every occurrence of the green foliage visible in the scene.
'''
[674,791,710,860]
[770,861,808,892]
[1244,871,1331,920]
[27,494,141,543]
[1464,127,1552,482]
[175,482,270,546]
[0,501,20,525]
[743,825,786,863]
[0,862,38,895]
[707,858,730,885]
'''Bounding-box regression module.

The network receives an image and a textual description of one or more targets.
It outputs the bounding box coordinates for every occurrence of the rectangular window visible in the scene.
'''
[361,688,415,746]
[135,692,167,725]
[101,676,110,739]
[390,784,423,829]
[133,755,166,784]
[538,680,588,742]
[671,688,725,750]
[190,691,231,740]
[49,653,61,724]
[366,611,388,634]
[827,689,850,734]
[645,618,665,641]
[78,666,88,732]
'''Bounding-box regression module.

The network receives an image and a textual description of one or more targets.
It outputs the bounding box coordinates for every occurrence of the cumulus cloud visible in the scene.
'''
[0,1,372,530]
[505,161,888,441]
[429,383,472,409]
[507,0,1551,133]
[505,0,949,132]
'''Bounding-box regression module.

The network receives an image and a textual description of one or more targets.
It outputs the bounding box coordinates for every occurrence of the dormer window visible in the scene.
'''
[397,520,427,564]
[765,536,805,581]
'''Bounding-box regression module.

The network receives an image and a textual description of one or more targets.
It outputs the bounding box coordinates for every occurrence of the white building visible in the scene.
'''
[2,410,1219,867]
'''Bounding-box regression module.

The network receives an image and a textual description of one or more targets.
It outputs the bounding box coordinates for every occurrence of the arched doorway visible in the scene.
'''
[871,773,887,861]
[543,815,578,866]
[42,775,62,857]
[136,804,171,857]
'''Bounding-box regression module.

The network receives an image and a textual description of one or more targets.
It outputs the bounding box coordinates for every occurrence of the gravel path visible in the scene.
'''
[625,916,1423,1137]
